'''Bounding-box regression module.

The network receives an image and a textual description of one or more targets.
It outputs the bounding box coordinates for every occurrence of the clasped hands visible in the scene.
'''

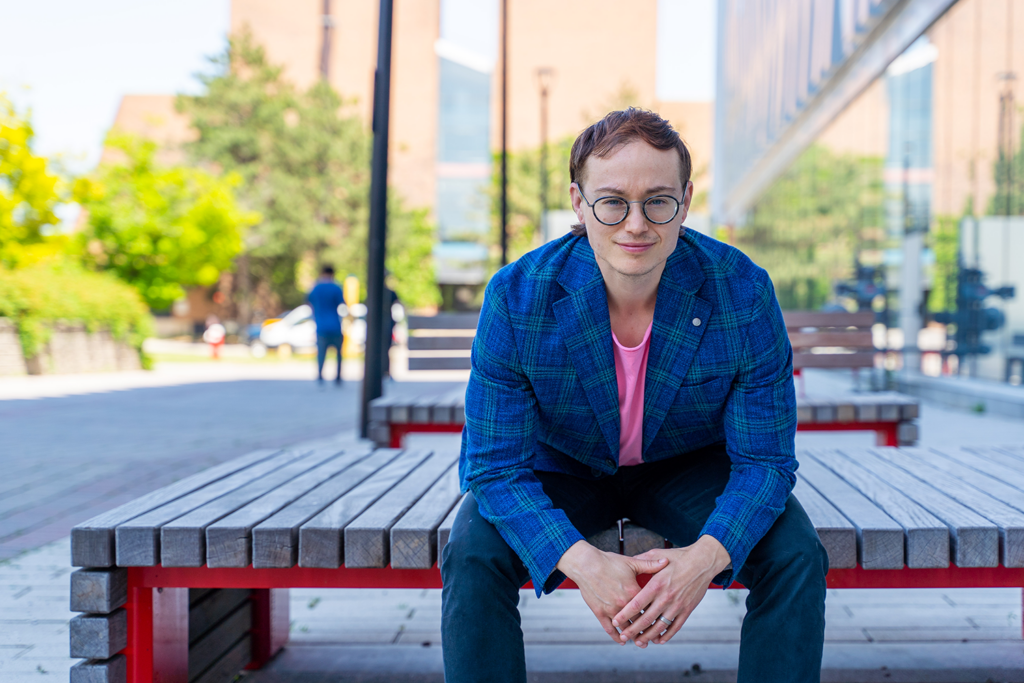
[554,535,731,649]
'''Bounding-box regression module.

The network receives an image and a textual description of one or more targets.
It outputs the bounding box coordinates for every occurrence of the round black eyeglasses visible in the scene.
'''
[576,185,682,226]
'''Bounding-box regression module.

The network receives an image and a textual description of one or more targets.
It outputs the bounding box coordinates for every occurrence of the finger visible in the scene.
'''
[612,580,658,630]
[627,555,668,576]
[650,607,690,645]
[597,615,623,644]
[620,600,665,644]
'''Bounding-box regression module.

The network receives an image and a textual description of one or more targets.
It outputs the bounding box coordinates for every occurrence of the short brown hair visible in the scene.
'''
[569,108,692,236]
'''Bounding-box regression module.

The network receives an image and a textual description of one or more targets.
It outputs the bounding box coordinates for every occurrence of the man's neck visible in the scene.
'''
[599,261,663,318]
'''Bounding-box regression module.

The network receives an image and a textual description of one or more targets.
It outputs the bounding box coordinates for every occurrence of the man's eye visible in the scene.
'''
[601,198,626,208]
[647,198,668,207]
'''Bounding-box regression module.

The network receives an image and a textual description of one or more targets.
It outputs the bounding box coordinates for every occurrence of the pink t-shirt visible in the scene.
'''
[611,321,652,467]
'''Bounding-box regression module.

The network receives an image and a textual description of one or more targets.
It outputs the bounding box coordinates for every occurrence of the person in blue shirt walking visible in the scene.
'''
[307,265,345,386]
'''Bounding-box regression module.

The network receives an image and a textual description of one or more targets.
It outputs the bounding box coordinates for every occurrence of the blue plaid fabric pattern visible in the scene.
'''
[459,230,797,595]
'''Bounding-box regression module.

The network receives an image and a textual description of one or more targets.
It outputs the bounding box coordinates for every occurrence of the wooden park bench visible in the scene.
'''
[67,437,1024,681]
[388,310,918,446]
[368,388,919,448]
[404,312,478,372]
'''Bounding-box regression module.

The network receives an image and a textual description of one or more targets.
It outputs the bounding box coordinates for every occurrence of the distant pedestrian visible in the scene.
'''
[307,264,345,386]
[202,315,225,360]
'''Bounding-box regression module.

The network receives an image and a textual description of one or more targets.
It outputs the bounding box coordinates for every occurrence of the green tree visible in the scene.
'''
[74,134,257,311]
[0,95,64,266]
[487,136,575,264]
[177,32,439,313]
[733,145,886,310]
[928,215,960,314]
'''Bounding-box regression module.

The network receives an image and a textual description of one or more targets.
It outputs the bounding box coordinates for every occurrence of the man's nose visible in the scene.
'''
[622,204,649,234]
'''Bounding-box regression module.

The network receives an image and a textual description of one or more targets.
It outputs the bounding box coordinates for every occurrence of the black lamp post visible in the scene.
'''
[360,0,394,438]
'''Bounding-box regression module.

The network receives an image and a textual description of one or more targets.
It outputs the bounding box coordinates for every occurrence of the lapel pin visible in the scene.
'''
[692,318,701,326]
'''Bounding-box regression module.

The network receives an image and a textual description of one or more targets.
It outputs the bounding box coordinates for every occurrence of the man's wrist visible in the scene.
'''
[694,534,733,575]
[555,539,596,580]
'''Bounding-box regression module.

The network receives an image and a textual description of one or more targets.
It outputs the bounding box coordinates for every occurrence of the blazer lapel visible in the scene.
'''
[642,240,712,455]
[553,242,621,464]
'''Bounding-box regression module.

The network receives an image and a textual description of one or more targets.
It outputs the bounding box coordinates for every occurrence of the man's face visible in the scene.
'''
[570,140,692,284]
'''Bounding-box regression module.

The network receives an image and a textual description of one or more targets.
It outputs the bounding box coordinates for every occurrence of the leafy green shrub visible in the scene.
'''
[0,261,154,364]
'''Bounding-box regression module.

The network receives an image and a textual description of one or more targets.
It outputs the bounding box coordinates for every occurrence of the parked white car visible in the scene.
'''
[254,305,317,355]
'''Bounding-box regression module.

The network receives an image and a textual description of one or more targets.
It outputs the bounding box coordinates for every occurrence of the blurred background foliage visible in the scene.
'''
[177,32,439,316]
[74,133,257,311]
[731,145,886,310]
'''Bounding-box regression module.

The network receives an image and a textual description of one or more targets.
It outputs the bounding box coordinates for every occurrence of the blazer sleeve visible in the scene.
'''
[698,274,798,585]
[459,276,586,596]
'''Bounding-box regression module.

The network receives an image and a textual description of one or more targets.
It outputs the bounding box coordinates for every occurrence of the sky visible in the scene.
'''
[0,0,716,175]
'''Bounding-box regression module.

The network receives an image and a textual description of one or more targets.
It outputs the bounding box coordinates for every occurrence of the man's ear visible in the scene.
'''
[679,181,693,224]
[569,182,586,223]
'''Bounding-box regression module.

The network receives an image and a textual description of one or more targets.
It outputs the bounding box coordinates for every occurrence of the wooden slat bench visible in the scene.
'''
[68,439,1024,682]
[405,312,478,372]
[783,310,877,372]
[368,387,919,448]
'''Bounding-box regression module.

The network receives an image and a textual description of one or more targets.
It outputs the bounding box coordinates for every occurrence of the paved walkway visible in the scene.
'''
[0,365,1022,681]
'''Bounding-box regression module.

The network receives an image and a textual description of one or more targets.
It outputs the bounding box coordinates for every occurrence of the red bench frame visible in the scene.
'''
[123,564,1024,682]
[385,420,904,449]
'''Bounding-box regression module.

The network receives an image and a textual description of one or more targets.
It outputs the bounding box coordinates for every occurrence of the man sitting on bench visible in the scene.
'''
[441,108,828,683]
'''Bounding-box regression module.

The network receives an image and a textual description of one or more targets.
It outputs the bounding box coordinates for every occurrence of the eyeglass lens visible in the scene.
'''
[593,196,679,225]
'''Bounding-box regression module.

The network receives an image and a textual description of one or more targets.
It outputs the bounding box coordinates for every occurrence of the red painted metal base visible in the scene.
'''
[388,421,902,448]
[796,421,900,447]
[389,423,463,448]
[125,564,1023,681]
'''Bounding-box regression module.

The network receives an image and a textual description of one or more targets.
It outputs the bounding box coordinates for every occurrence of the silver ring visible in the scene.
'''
[658,615,674,626]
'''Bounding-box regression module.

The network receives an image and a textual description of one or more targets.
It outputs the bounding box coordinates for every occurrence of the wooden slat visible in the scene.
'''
[839,448,999,567]
[193,633,251,683]
[437,494,465,558]
[189,589,250,645]
[390,467,463,569]
[69,609,127,659]
[963,446,1024,477]
[407,313,479,330]
[345,449,461,568]
[793,351,875,369]
[792,477,857,569]
[883,447,1024,567]
[298,450,433,568]
[205,449,371,568]
[407,336,475,351]
[252,450,405,568]
[933,447,1024,496]
[805,450,949,568]
[796,456,904,569]
[783,311,875,329]
[114,449,310,567]
[71,568,128,614]
[189,601,251,681]
[368,395,400,423]
[72,448,281,567]
[159,448,344,567]
[788,331,874,349]
[410,398,435,424]
[70,654,126,683]
[408,356,473,371]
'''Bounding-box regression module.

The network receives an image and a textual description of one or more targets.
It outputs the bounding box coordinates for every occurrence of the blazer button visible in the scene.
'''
[692,317,701,326]
[590,467,602,478]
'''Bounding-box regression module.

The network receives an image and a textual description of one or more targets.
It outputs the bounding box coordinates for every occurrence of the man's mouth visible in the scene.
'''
[617,242,655,254]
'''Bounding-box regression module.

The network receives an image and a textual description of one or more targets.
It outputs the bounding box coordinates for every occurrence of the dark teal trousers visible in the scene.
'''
[440,444,828,683]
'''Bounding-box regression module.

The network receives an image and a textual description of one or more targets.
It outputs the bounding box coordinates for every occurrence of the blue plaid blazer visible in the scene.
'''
[460,230,797,595]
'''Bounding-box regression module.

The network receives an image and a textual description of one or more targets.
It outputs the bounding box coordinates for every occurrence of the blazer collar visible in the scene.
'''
[552,236,712,466]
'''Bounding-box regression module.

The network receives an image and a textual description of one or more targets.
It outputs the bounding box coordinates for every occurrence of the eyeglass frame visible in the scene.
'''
[574,183,685,226]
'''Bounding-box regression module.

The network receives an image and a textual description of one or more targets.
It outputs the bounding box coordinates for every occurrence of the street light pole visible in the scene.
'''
[499,0,509,267]
[360,0,394,438]
[536,68,553,242]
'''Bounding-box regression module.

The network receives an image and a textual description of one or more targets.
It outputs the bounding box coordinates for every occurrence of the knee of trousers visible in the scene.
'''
[441,521,524,597]
[760,535,830,596]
